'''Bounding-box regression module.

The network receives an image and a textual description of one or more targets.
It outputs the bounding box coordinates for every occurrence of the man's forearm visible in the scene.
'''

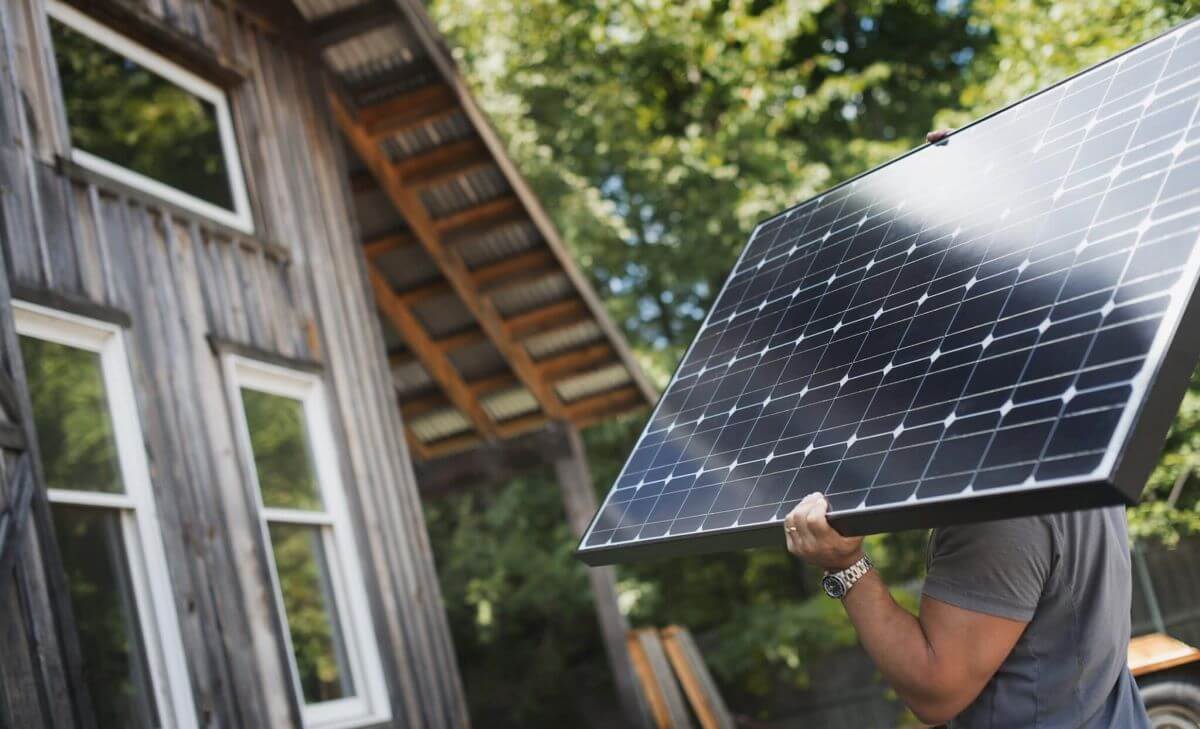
[840,570,955,723]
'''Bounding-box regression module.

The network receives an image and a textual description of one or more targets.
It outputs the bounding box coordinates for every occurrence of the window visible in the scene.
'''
[46,1,253,233]
[224,357,390,729]
[15,302,197,729]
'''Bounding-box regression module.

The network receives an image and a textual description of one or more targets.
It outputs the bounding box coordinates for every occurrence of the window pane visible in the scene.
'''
[269,523,355,704]
[241,389,323,511]
[50,18,236,211]
[52,505,160,729]
[20,336,124,494]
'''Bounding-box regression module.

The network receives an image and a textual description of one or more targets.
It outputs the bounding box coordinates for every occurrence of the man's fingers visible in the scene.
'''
[926,128,954,144]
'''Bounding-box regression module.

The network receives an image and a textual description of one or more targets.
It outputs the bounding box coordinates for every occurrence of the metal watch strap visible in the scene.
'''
[824,554,873,598]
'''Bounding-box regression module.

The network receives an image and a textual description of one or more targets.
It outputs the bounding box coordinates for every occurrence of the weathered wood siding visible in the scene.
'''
[0,0,469,727]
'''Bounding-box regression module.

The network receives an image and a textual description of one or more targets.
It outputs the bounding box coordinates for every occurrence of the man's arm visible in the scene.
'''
[784,493,1027,726]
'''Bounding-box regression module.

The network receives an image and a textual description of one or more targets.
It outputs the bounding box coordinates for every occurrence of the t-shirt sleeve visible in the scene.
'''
[921,516,1055,622]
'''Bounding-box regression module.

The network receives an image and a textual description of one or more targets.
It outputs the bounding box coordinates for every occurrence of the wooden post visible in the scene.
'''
[627,629,694,729]
[554,424,651,729]
[660,626,736,729]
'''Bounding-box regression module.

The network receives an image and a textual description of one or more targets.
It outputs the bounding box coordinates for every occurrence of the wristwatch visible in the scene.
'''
[822,554,873,599]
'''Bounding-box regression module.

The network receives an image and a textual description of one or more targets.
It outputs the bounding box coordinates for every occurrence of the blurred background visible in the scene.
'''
[415,1,1200,725]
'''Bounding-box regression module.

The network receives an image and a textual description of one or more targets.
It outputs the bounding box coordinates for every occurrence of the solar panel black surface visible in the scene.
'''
[578,18,1200,565]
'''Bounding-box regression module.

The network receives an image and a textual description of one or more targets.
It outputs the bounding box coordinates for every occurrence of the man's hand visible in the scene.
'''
[783,492,864,571]
[926,128,955,144]
[783,493,1028,726]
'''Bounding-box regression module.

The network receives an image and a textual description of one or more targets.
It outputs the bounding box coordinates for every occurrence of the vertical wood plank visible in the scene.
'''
[554,424,651,728]
[659,627,736,729]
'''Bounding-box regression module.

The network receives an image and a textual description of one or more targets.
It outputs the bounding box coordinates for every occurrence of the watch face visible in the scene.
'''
[822,575,846,599]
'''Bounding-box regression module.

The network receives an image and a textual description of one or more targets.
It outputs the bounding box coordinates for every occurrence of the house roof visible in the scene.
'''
[288,0,655,461]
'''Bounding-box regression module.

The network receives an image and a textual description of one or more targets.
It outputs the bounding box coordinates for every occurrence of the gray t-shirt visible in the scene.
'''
[922,506,1150,728]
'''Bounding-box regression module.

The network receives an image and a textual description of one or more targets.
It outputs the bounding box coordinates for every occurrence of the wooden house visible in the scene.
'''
[0,0,655,726]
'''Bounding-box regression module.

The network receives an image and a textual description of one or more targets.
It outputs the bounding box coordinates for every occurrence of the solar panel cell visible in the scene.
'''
[579,19,1200,564]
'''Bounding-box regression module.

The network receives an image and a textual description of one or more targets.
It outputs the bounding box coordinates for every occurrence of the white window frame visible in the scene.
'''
[223,355,390,729]
[46,0,254,234]
[14,301,198,729]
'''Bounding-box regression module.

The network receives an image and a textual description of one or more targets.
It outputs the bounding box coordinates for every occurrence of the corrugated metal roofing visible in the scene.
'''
[481,387,539,421]
[292,0,361,21]
[419,167,509,218]
[381,113,474,160]
[556,364,631,403]
[324,26,419,85]
[409,408,471,442]
[420,176,509,220]
[491,273,572,317]
[457,220,540,268]
[524,320,604,360]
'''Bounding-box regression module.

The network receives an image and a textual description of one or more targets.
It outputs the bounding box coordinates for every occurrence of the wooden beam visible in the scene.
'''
[398,278,452,305]
[505,299,590,337]
[469,371,518,396]
[367,264,495,437]
[363,231,415,259]
[424,431,483,459]
[414,422,572,495]
[394,138,487,180]
[555,426,652,726]
[627,629,692,729]
[311,0,396,47]
[539,343,615,381]
[435,327,487,353]
[495,412,548,439]
[433,195,522,235]
[399,246,550,305]
[400,391,451,419]
[380,104,462,140]
[360,84,458,139]
[404,426,434,461]
[659,627,736,729]
[330,87,567,419]
[472,249,556,289]
[407,156,493,190]
[434,327,487,353]
[567,385,643,424]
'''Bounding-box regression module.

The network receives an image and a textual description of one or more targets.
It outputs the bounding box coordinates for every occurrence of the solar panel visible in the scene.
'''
[578,19,1200,565]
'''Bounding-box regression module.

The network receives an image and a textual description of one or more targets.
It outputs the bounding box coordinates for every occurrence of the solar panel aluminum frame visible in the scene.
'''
[578,17,1200,566]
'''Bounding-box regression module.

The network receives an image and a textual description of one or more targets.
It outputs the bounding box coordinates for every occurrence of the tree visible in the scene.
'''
[423,0,1200,723]
[929,0,1200,544]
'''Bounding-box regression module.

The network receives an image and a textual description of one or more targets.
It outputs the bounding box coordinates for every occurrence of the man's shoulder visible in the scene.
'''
[932,513,1057,548]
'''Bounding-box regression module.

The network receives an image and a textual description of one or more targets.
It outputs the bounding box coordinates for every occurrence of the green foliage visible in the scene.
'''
[425,467,614,727]
[430,0,982,373]
[931,0,1200,546]
[423,0,1200,722]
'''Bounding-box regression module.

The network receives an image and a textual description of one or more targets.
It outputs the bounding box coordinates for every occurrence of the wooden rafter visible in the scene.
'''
[468,371,517,396]
[329,87,568,420]
[395,247,558,304]
[569,385,643,426]
[363,231,415,259]
[413,384,645,460]
[433,195,521,235]
[311,0,395,47]
[506,299,589,337]
[360,84,459,139]
[472,248,555,289]
[406,155,493,190]
[400,343,620,420]
[368,265,495,437]
[539,343,614,380]
[395,138,487,180]
[427,297,590,355]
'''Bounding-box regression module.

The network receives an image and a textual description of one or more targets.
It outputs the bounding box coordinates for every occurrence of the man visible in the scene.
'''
[781,129,1151,729]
